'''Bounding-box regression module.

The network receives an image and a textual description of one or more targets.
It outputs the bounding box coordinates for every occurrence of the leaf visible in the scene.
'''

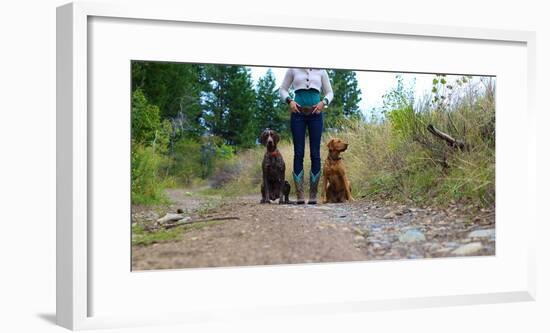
[432,87,437,93]
[441,79,447,85]
[433,78,439,85]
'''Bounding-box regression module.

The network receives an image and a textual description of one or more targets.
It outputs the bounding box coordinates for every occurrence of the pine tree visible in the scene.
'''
[202,65,257,148]
[131,61,204,138]
[254,69,290,137]
[325,69,363,128]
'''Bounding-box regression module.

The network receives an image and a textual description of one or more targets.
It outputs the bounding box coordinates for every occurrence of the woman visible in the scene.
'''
[279,68,333,204]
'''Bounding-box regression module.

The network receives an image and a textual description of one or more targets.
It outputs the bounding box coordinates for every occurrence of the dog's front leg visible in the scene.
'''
[263,174,271,204]
[346,180,355,201]
[321,174,328,204]
[283,181,291,204]
[341,173,354,202]
[278,178,286,204]
[261,183,266,203]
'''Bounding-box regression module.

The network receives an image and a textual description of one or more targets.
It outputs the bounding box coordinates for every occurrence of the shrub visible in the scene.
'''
[216,144,235,160]
[132,89,171,152]
[170,139,203,185]
[209,148,264,191]
[131,144,169,204]
[387,105,417,140]
[209,159,243,189]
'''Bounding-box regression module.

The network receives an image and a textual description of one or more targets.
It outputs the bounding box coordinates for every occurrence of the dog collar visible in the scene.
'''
[328,155,342,161]
[270,151,279,157]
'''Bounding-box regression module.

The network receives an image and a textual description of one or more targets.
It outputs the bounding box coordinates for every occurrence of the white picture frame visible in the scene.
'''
[57,1,537,330]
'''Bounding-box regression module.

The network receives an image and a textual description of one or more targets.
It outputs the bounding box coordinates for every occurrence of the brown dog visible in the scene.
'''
[322,138,353,203]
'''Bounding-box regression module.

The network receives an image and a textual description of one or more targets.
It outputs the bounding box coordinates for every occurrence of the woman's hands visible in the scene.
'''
[289,100,301,113]
[312,101,325,114]
[289,100,325,114]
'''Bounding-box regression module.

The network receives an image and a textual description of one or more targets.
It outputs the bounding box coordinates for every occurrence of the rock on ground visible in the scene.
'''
[399,229,426,243]
[451,242,484,256]
[467,229,495,240]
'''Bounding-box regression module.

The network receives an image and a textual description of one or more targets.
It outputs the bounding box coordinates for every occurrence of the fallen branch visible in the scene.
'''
[156,216,240,231]
[427,124,467,151]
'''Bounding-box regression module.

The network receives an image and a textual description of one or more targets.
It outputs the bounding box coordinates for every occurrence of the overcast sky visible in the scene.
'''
[248,66,468,117]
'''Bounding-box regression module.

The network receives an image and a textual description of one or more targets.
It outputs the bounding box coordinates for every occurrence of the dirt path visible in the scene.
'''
[132,189,495,270]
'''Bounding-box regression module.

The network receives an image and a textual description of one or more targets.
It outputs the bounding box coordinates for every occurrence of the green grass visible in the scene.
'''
[132,220,224,246]
[131,191,170,205]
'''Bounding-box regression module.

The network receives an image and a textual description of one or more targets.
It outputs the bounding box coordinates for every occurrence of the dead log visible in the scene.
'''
[427,124,467,151]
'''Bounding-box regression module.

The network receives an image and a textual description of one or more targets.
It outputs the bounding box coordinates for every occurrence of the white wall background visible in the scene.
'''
[0,0,547,332]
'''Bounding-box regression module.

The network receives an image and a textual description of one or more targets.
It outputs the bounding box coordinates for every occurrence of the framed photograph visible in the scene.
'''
[57,1,537,330]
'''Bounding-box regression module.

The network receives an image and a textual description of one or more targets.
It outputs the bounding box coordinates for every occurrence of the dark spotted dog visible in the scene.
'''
[260,129,290,204]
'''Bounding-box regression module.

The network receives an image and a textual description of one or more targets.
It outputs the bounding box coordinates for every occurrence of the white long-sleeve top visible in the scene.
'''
[279,68,334,104]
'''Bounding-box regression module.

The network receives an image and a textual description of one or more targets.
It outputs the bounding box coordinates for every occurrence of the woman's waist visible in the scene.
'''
[294,88,321,107]
[296,105,317,115]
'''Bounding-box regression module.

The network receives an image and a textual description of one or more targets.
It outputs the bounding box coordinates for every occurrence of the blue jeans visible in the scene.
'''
[290,112,324,177]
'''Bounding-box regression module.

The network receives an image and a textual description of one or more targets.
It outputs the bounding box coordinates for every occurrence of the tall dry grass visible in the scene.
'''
[211,78,495,208]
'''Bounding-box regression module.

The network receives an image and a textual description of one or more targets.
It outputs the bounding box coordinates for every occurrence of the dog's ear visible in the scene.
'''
[260,131,268,146]
[273,131,280,145]
[327,138,335,150]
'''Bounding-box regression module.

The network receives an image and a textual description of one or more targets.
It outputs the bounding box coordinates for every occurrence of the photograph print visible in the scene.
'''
[131,61,495,270]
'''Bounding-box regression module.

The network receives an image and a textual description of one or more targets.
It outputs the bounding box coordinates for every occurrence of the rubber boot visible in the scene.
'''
[308,170,321,205]
[293,170,305,204]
